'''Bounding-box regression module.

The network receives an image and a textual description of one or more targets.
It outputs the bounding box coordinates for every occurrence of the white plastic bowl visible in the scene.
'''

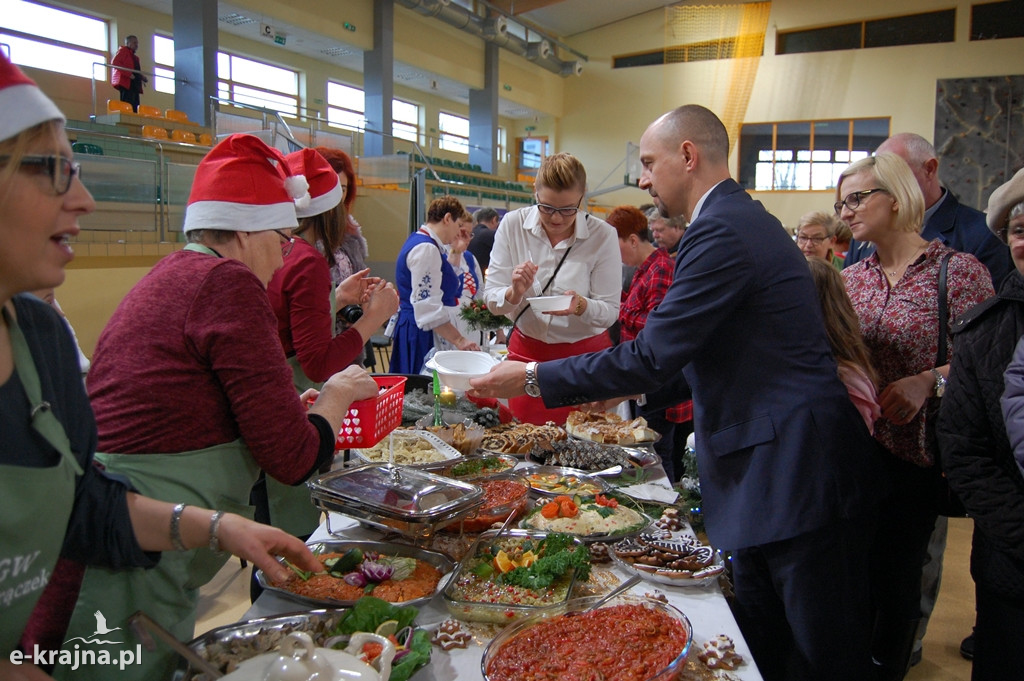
[527,294,573,313]
[425,351,499,391]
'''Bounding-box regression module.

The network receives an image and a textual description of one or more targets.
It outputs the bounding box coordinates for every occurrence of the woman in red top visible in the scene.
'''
[608,205,690,479]
[269,148,397,391]
[839,153,993,680]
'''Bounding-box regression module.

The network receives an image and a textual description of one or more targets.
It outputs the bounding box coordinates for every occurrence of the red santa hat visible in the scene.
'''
[183,134,309,233]
[285,148,343,219]
[0,53,65,143]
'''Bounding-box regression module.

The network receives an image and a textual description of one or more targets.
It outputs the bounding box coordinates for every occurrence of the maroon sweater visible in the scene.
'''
[88,250,326,484]
[267,238,364,382]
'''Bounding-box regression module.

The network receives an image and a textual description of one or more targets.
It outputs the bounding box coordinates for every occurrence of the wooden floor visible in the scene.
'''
[195,517,977,680]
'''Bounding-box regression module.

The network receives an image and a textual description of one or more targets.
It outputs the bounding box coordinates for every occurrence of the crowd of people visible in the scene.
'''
[3,44,1023,681]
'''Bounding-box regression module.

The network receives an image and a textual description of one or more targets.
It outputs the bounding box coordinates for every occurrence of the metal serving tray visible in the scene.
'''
[349,430,462,468]
[174,609,347,680]
[309,464,485,538]
[254,540,455,609]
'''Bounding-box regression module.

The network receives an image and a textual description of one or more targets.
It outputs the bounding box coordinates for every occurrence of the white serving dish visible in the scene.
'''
[424,351,499,391]
[526,294,573,313]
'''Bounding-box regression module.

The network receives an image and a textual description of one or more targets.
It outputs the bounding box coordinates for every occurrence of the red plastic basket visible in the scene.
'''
[335,375,407,449]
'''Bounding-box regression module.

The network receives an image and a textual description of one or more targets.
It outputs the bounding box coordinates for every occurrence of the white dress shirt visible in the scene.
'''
[483,205,621,344]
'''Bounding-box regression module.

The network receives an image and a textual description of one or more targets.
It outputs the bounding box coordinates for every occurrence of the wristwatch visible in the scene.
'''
[524,361,542,398]
[930,368,947,398]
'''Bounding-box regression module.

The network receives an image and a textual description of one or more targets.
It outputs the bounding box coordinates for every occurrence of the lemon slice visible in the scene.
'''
[375,619,400,638]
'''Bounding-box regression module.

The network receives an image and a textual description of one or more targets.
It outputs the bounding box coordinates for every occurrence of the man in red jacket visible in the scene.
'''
[111,34,147,112]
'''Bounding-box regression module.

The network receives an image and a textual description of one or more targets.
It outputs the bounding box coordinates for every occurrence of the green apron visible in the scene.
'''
[54,441,259,681]
[52,242,263,679]
[0,308,83,654]
[266,286,338,537]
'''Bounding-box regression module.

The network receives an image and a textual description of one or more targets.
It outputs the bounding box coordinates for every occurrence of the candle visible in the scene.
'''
[439,386,457,407]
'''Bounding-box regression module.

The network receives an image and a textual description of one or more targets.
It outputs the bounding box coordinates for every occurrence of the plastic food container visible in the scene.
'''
[308,464,485,539]
[335,375,406,449]
[424,351,499,391]
[482,595,693,681]
[526,294,573,313]
[442,529,584,624]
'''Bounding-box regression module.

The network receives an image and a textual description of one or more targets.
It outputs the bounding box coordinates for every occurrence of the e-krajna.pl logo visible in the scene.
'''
[8,610,143,671]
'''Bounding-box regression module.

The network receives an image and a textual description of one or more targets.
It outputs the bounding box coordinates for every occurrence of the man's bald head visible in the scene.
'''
[650,105,730,167]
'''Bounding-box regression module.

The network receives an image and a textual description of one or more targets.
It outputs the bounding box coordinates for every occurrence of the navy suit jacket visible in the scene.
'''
[844,189,1010,288]
[540,179,883,551]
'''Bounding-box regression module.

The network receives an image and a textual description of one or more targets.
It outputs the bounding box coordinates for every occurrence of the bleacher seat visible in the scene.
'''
[141,125,169,140]
[71,142,104,155]
[171,129,197,144]
[107,100,133,114]
[137,104,163,118]
[199,133,213,146]
[164,109,189,122]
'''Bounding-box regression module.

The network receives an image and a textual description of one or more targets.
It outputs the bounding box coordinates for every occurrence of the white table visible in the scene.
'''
[244,504,764,680]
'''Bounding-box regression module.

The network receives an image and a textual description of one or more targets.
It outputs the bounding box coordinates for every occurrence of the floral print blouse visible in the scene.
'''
[842,240,994,466]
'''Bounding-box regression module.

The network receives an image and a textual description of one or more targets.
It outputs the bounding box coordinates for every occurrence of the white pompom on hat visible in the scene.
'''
[987,166,1024,236]
[0,53,65,143]
[183,134,303,234]
[284,148,343,219]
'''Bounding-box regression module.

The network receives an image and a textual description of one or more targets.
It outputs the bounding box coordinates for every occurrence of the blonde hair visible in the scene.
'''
[535,152,586,193]
[798,211,843,238]
[838,153,924,234]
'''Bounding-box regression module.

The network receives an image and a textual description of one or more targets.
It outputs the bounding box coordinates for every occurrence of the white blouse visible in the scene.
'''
[483,205,621,344]
[406,225,452,332]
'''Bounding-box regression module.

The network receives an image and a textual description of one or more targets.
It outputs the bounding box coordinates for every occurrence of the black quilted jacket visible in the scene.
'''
[937,269,1024,601]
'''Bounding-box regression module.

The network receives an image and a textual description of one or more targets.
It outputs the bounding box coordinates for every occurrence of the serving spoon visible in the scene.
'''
[577,574,643,614]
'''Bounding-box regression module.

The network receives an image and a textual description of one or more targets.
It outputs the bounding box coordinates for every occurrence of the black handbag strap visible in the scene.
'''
[510,246,572,329]
[936,252,953,367]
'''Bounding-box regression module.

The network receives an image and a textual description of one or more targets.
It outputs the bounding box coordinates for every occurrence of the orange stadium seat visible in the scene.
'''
[171,129,196,143]
[137,104,163,118]
[164,109,189,122]
[107,99,133,114]
[141,125,169,140]
[198,133,213,146]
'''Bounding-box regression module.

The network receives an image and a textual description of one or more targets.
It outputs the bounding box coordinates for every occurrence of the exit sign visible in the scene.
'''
[274,34,286,45]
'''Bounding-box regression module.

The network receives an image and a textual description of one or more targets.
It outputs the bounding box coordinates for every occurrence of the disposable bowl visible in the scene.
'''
[424,351,499,391]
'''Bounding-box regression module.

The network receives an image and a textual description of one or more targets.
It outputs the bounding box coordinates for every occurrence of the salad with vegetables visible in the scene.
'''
[278,546,444,605]
[326,597,432,681]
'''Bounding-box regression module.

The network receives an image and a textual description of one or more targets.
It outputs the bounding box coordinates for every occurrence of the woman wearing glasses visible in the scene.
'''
[47,134,379,681]
[390,195,481,374]
[796,211,846,269]
[482,153,621,424]
[0,57,327,680]
[838,153,992,681]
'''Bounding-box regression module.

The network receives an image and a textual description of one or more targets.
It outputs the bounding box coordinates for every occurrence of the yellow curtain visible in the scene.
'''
[664,2,772,155]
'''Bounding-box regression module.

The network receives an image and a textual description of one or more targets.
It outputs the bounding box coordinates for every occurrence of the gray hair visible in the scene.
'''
[186,229,236,245]
[473,207,499,224]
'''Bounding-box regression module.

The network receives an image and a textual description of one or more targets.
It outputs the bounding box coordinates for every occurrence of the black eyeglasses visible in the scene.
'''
[273,229,295,257]
[535,195,583,218]
[796,234,830,245]
[834,188,887,215]
[0,155,82,195]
